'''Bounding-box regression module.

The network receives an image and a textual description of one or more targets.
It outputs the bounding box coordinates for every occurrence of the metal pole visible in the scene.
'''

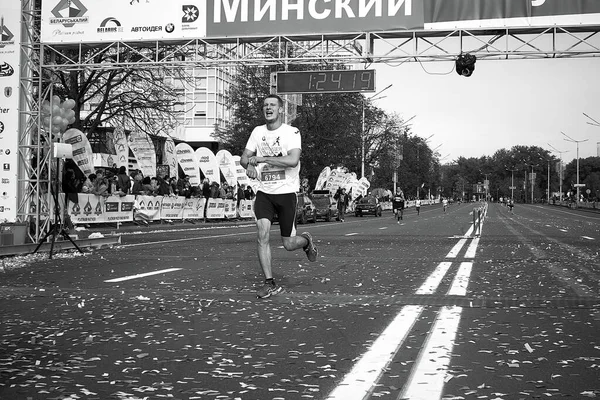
[511,170,514,201]
[547,160,550,204]
[576,142,580,203]
[531,165,534,204]
[361,99,365,178]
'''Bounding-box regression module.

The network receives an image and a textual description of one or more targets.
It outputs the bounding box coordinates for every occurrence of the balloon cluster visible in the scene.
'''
[41,95,76,135]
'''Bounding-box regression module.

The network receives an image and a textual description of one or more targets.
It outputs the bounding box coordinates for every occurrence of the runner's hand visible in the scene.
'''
[246,164,258,179]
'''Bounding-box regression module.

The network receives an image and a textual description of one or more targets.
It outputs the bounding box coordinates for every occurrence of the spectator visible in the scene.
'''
[131,172,145,195]
[219,182,228,199]
[169,177,179,196]
[158,175,172,196]
[177,175,192,198]
[210,181,220,198]
[115,166,131,195]
[81,173,94,194]
[92,169,109,197]
[244,185,254,200]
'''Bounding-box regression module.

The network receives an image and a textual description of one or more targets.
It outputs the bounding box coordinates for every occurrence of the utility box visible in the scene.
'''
[0,223,28,246]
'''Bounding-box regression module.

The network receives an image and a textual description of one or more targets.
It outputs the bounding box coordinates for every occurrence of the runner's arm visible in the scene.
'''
[251,148,301,168]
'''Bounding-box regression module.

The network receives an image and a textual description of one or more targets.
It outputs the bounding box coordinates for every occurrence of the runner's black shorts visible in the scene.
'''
[254,191,297,237]
[392,201,405,211]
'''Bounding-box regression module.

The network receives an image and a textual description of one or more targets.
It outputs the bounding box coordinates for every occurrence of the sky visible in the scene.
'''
[373,57,600,165]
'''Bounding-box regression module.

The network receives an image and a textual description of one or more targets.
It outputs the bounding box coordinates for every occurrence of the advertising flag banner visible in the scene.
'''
[196,147,220,184]
[0,1,22,221]
[357,177,371,197]
[315,167,331,191]
[164,137,177,179]
[128,131,156,178]
[110,126,129,171]
[63,128,95,176]
[232,155,250,188]
[216,149,237,187]
[175,142,200,186]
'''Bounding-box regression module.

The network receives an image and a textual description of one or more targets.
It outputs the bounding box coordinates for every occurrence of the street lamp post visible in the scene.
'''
[562,131,589,205]
[548,143,568,202]
[505,166,516,202]
[362,84,392,178]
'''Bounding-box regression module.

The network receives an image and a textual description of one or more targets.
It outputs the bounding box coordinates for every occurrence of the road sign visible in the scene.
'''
[275,70,376,94]
[509,186,516,190]
[574,183,586,187]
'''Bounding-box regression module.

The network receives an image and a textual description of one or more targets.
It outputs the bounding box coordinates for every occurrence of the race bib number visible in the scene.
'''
[261,170,285,181]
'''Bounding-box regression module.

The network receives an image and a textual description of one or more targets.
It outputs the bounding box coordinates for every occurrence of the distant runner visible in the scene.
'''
[392,190,406,222]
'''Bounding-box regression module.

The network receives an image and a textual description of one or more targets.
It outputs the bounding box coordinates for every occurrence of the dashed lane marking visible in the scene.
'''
[345,233,359,236]
[582,236,595,240]
[104,268,182,283]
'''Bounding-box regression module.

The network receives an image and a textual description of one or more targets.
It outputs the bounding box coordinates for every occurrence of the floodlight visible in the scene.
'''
[456,53,476,77]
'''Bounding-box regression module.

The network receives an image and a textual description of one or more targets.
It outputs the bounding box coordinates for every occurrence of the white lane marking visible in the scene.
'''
[416,262,453,294]
[325,305,423,400]
[104,268,182,283]
[446,239,467,258]
[447,262,472,296]
[559,229,568,232]
[345,233,359,236]
[399,306,462,400]
[326,261,453,400]
[379,227,388,230]
[464,237,480,259]
[582,236,595,240]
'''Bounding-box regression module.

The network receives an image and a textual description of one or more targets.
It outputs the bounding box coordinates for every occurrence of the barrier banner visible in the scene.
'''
[67,194,135,224]
[223,199,236,219]
[134,195,162,221]
[238,199,255,219]
[205,198,225,219]
[160,195,185,220]
[183,197,206,220]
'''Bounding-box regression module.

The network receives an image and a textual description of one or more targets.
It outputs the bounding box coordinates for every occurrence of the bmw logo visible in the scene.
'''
[165,23,175,33]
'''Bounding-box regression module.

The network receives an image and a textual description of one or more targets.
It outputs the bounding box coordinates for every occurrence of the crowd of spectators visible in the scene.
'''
[62,164,256,204]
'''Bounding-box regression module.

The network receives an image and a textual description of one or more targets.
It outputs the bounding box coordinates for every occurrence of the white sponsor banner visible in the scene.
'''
[196,147,220,184]
[223,199,236,219]
[183,197,205,220]
[0,1,21,221]
[111,126,129,171]
[128,131,156,178]
[41,0,208,44]
[216,149,237,187]
[63,128,95,177]
[205,198,225,219]
[232,155,250,188]
[163,137,177,179]
[238,199,255,219]
[357,177,371,198]
[160,195,185,220]
[134,195,162,221]
[67,194,135,224]
[175,142,200,186]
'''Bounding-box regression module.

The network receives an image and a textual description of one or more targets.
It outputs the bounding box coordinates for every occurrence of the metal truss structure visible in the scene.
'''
[17,0,600,241]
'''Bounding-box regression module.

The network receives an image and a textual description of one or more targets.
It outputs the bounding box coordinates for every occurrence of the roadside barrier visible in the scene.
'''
[471,202,488,237]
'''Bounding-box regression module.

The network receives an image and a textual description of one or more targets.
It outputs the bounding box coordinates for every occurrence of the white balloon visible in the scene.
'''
[62,99,76,110]
[52,95,61,105]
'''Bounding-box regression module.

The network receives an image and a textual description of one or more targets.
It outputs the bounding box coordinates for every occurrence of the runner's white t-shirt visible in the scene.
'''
[245,123,301,195]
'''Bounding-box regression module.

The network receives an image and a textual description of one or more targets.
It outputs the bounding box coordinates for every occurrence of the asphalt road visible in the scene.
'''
[0,202,599,400]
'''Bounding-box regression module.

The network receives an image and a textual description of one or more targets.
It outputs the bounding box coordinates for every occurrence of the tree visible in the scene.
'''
[47,47,191,140]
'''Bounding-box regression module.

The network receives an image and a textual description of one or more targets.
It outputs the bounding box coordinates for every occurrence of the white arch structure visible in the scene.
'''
[11,0,600,241]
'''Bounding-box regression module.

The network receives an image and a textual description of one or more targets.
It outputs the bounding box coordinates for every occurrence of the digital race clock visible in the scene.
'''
[275,70,376,94]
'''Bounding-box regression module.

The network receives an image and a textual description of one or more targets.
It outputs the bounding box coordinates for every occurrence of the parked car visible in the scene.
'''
[310,190,338,222]
[355,196,382,217]
[296,192,317,224]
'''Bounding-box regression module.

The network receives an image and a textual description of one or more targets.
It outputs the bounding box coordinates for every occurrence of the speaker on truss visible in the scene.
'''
[456,53,476,77]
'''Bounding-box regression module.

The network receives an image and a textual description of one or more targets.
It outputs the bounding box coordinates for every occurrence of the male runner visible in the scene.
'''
[241,94,318,299]
[392,190,406,222]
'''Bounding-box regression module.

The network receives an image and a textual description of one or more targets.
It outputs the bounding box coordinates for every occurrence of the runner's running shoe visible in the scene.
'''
[256,280,282,299]
[301,232,318,262]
